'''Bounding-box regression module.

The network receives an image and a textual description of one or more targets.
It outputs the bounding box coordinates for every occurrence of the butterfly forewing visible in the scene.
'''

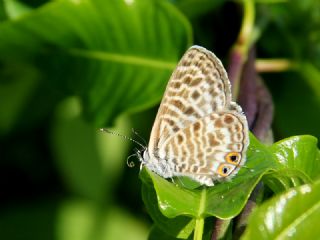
[149,46,232,152]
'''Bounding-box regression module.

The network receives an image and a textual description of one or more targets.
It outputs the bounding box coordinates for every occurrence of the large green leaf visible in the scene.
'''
[0,0,192,130]
[140,134,320,237]
[140,134,277,220]
[242,180,320,240]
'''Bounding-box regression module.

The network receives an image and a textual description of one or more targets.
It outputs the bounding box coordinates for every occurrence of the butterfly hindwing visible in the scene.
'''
[157,110,248,186]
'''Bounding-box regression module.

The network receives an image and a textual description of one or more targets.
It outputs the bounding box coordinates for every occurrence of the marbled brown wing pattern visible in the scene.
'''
[145,45,249,186]
[160,111,248,186]
[148,46,232,153]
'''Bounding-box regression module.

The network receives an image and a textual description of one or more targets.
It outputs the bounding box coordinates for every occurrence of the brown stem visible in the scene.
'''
[211,218,231,240]
[228,48,246,100]
[237,47,258,127]
[237,47,274,143]
[233,182,264,239]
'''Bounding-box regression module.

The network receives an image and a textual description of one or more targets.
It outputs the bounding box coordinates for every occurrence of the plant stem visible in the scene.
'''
[239,0,255,51]
[228,0,255,99]
[194,187,207,240]
[194,218,205,240]
[255,59,294,72]
[211,219,232,240]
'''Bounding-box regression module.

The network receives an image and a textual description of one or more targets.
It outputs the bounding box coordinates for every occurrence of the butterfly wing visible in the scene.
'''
[146,45,249,186]
[161,110,249,186]
[148,46,232,154]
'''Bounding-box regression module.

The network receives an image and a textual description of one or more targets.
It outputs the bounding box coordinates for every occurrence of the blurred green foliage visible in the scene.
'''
[0,0,320,239]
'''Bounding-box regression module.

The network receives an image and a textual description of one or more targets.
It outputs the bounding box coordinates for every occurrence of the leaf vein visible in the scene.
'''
[69,48,176,70]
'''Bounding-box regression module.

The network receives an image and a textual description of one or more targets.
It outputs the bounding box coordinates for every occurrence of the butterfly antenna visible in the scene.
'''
[131,128,147,146]
[99,128,146,149]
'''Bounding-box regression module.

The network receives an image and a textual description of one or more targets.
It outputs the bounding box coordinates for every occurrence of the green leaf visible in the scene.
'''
[0,0,192,128]
[242,180,320,240]
[141,174,195,239]
[141,134,279,221]
[141,134,320,225]
[269,136,319,174]
[264,135,320,192]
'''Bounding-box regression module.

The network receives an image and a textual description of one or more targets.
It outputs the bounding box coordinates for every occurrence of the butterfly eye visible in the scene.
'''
[225,152,241,164]
[217,164,231,177]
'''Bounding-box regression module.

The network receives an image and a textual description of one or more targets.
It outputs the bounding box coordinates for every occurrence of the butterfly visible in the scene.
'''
[138,46,249,186]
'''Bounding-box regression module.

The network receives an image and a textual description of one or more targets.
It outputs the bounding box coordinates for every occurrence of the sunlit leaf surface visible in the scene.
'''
[242,180,320,240]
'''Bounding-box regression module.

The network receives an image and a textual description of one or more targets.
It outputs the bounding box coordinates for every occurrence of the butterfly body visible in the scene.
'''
[142,46,249,186]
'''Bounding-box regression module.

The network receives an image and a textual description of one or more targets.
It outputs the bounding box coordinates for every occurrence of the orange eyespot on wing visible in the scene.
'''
[217,164,232,177]
[225,152,241,165]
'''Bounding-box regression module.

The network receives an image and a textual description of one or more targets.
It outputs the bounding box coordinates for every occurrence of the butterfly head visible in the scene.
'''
[139,148,174,178]
[134,146,148,167]
[142,148,150,163]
